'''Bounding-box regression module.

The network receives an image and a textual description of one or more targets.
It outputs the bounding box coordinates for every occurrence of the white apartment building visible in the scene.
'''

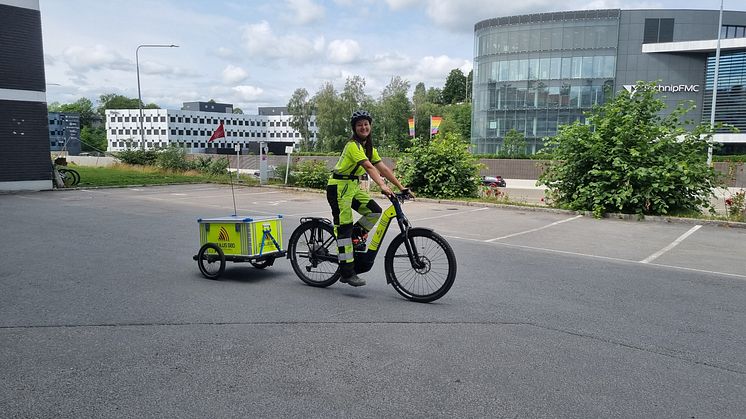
[105,104,317,153]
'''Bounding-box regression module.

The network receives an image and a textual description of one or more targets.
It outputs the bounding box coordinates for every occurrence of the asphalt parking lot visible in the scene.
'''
[1,184,745,417]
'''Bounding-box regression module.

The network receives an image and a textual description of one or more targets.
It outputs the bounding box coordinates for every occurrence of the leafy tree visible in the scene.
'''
[412,82,427,109]
[501,128,527,157]
[49,97,96,126]
[232,107,244,114]
[539,81,721,217]
[80,126,107,152]
[97,93,157,118]
[313,82,348,152]
[426,87,444,105]
[413,101,442,142]
[397,133,482,199]
[340,75,371,115]
[287,87,315,151]
[442,69,466,104]
[376,76,411,152]
[438,103,471,142]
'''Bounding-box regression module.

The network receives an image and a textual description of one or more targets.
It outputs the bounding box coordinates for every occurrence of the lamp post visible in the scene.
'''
[136,44,178,150]
[707,0,724,166]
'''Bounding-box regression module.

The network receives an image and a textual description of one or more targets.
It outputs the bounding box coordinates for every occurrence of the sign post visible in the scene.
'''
[234,144,241,181]
[284,145,294,184]
[259,142,268,185]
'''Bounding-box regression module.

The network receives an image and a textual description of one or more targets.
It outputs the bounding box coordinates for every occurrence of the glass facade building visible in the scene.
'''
[472,9,746,154]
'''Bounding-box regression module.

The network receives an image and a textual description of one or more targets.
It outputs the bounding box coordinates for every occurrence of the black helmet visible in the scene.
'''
[350,109,372,127]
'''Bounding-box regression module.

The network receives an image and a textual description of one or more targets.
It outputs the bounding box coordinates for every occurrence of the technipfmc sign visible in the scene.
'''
[623,84,701,94]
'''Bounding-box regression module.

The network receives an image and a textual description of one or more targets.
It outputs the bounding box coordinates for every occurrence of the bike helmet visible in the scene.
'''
[350,109,372,127]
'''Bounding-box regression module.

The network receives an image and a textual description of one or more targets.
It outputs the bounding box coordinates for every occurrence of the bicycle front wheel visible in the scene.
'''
[384,228,456,303]
[288,219,340,287]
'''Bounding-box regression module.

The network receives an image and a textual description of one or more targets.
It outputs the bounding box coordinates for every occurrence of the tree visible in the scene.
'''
[49,97,96,126]
[442,69,466,104]
[97,93,158,119]
[80,126,107,152]
[538,81,721,217]
[287,88,315,151]
[501,128,527,157]
[232,108,244,114]
[438,103,471,142]
[313,82,348,152]
[466,69,473,102]
[412,82,427,109]
[426,87,443,105]
[377,76,411,152]
[340,75,372,115]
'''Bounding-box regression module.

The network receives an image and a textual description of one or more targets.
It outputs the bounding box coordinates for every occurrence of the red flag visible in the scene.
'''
[208,122,225,142]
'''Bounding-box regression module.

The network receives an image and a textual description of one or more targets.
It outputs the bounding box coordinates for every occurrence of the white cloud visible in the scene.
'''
[384,0,421,10]
[62,45,130,72]
[326,39,361,64]
[416,55,471,79]
[285,0,325,24]
[233,85,265,102]
[222,65,249,84]
[371,52,413,73]
[242,21,325,62]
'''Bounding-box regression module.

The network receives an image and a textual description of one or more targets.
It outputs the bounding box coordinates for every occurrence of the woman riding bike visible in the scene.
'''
[326,110,411,287]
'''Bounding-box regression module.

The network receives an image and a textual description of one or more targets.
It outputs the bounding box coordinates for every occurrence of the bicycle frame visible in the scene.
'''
[353,194,424,276]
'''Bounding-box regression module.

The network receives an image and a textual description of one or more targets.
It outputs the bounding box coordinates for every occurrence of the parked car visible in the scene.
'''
[482,175,506,187]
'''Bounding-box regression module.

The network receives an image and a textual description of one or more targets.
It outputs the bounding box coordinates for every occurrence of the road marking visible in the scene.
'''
[413,207,489,221]
[486,215,582,242]
[442,235,746,281]
[640,225,702,264]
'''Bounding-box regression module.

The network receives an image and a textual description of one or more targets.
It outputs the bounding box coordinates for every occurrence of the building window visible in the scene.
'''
[721,25,746,39]
[643,18,674,44]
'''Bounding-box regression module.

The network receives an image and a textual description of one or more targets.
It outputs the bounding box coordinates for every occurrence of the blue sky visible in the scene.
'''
[40,0,745,113]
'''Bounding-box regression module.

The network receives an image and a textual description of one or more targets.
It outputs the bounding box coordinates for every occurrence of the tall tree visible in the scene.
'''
[340,75,371,116]
[442,68,466,104]
[287,88,315,151]
[97,93,158,119]
[438,103,472,142]
[426,87,444,105]
[377,76,411,151]
[313,82,348,152]
[501,128,527,157]
[49,97,96,126]
[413,82,427,110]
[466,69,473,102]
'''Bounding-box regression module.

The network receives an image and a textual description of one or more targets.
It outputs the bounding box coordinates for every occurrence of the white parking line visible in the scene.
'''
[640,225,702,264]
[486,215,583,242]
[442,235,746,281]
[413,207,489,222]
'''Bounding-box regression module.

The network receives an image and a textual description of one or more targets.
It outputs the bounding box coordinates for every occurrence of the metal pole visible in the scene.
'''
[136,44,179,151]
[707,0,724,166]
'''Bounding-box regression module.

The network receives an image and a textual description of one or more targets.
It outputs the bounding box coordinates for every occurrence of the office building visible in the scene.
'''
[106,105,317,154]
[48,113,81,155]
[472,9,746,154]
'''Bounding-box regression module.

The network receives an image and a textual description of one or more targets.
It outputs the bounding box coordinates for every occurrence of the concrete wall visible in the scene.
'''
[63,153,746,188]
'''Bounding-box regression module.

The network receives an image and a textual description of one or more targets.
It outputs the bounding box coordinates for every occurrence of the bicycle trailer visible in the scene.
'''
[193,215,286,279]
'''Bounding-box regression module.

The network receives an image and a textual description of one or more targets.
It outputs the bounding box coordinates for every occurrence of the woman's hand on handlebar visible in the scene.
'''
[380,184,394,198]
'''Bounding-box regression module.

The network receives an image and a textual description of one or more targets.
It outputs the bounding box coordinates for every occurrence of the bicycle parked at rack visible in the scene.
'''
[286,192,457,303]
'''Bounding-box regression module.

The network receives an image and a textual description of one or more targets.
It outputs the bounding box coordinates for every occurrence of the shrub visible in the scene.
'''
[156,145,192,171]
[115,149,158,166]
[397,133,482,199]
[294,160,330,189]
[538,81,723,217]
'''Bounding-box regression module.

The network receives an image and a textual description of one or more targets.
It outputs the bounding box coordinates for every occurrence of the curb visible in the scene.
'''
[36,182,746,230]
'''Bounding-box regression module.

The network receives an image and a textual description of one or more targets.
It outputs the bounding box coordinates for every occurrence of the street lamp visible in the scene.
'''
[136,44,178,150]
[707,0,724,166]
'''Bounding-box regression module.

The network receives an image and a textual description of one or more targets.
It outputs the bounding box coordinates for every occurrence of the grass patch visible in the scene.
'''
[71,163,255,187]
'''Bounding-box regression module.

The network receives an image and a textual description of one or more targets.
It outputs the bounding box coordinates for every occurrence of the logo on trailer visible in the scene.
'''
[218,227,230,241]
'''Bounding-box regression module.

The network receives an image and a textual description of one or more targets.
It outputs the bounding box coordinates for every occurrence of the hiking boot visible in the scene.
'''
[339,274,366,287]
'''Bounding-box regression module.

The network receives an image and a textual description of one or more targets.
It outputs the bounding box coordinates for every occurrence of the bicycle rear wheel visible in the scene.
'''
[58,168,78,187]
[384,228,456,303]
[288,219,340,287]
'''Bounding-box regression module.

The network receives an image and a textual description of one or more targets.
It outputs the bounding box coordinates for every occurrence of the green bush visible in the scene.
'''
[115,149,158,166]
[538,81,723,217]
[294,160,330,189]
[397,133,482,199]
[156,145,192,171]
